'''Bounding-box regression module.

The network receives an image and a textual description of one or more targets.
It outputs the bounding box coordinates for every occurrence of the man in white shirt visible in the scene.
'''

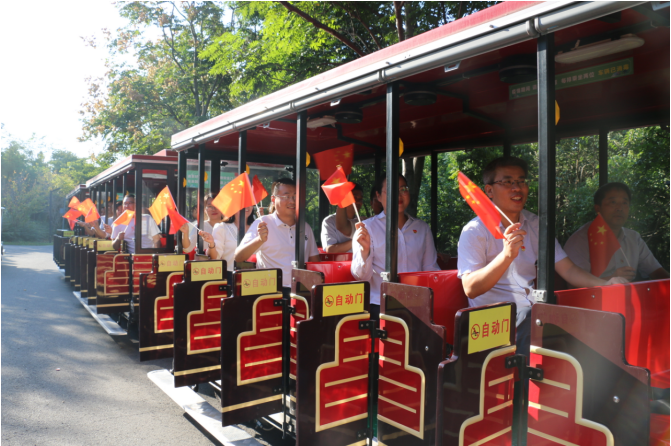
[564,182,668,283]
[321,183,363,253]
[351,174,439,316]
[235,178,320,290]
[457,157,627,356]
[111,195,161,253]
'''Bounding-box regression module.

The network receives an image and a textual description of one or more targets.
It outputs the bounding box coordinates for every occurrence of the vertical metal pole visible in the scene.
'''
[197,145,206,254]
[385,82,400,282]
[374,149,383,183]
[122,173,127,199]
[176,150,187,253]
[211,156,221,197]
[295,111,308,269]
[503,137,512,158]
[135,168,142,253]
[104,182,109,226]
[237,131,248,246]
[166,164,177,252]
[537,33,556,300]
[430,152,438,245]
[111,178,117,225]
[599,129,608,187]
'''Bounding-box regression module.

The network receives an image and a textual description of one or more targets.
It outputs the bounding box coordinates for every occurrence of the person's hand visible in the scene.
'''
[502,222,526,261]
[118,232,125,242]
[613,266,636,282]
[102,223,112,235]
[180,223,189,235]
[353,222,370,257]
[257,221,268,243]
[200,230,214,246]
[606,276,629,285]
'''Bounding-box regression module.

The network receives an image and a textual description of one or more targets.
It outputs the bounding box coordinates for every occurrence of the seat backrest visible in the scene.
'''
[398,270,469,347]
[555,279,670,388]
[306,261,355,284]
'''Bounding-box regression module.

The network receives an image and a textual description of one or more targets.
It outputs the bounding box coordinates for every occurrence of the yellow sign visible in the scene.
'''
[62,231,74,237]
[468,305,512,354]
[158,255,185,272]
[96,240,115,252]
[322,283,365,317]
[78,237,86,246]
[240,270,278,296]
[191,261,224,282]
[88,239,96,249]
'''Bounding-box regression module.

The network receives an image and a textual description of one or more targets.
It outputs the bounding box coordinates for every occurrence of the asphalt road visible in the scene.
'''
[1,245,291,446]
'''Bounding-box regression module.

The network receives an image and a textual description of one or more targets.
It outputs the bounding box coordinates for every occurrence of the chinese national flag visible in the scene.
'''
[62,209,82,230]
[68,197,81,208]
[75,198,96,217]
[458,171,505,239]
[252,175,268,204]
[167,207,189,235]
[85,205,100,223]
[148,186,177,225]
[211,172,255,218]
[588,213,621,277]
[322,166,355,208]
[113,210,135,227]
[313,144,354,180]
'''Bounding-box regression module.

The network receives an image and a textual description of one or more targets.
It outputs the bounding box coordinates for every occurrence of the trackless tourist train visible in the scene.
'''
[55,2,669,445]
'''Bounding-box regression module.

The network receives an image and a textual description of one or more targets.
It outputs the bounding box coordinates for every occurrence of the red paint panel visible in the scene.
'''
[398,270,469,347]
[318,317,371,428]
[290,297,309,377]
[188,283,225,353]
[650,414,670,446]
[306,261,355,284]
[377,318,423,435]
[238,297,283,382]
[95,253,115,289]
[104,255,130,295]
[132,255,154,294]
[528,352,610,446]
[556,279,670,387]
[156,273,183,332]
[461,351,516,445]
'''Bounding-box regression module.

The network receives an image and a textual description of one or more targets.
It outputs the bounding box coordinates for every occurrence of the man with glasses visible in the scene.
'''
[352,174,439,319]
[235,178,320,290]
[457,157,627,357]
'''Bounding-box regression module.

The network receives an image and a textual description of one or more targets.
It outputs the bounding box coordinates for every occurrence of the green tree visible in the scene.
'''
[80,1,233,158]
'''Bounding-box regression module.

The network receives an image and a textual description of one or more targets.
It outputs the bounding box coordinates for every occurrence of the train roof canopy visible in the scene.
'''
[86,151,178,188]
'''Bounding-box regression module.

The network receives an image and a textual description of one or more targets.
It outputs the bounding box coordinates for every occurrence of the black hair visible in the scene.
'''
[125,194,136,200]
[268,178,296,213]
[482,157,529,185]
[115,201,123,209]
[594,182,632,206]
[373,173,408,198]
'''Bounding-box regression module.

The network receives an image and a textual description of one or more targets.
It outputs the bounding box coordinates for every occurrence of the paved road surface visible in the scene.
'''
[1,245,289,446]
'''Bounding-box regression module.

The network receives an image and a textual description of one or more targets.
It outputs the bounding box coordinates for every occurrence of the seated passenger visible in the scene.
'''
[111,194,161,252]
[235,178,320,291]
[201,206,255,272]
[352,174,439,317]
[457,157,628,356]
[564,182,669,282]
[323,183,364,253]
[369,185,383,217]
[182,193,224,254]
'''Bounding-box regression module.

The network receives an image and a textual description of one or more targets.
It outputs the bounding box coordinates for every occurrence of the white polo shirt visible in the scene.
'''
[110,214,160,253]
[241,213,320,287]
[564,223,662,280]
[351,212,439,305]
[321,214,356,252]
[209,222,238,272]
[457,210,567,314]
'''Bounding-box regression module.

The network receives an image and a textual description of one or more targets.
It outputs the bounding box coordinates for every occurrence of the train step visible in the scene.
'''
[72,291,126,336]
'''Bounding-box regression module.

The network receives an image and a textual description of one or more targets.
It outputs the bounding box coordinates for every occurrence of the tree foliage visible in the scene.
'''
[80,1,233,159]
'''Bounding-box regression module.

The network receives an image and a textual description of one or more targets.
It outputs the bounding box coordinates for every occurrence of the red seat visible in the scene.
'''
[319,253,353,262]
[398,270,469,347]
[555,279,670,388]
[306,261,355,284]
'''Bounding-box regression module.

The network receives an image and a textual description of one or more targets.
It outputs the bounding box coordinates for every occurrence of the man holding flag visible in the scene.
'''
[111,195,161,252]
[457,157,629,357]
[235,178,320,289]
[564,182,668,283]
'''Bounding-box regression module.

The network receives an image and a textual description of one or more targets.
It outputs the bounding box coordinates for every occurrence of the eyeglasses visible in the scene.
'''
[489,179,529,188]
[382,186,410,195]
[205,205,218,210]
[274,194,297,201]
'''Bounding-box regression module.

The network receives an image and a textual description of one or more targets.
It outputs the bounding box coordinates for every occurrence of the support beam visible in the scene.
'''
[197,144,206,254]
[104,182,109,224]
[294,111,308,269]
[176,150,187,253]
[430,152,438,245]
[166,165,177,252]
[503,137,512,158]
[536,33,556,303]
[374,150,383,184]
[599,129,608,187]
[385,82,400,283]
[237,131,248,246]
[135,167,143,253]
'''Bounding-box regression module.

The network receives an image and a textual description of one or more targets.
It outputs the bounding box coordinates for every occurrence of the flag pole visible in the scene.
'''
[493,204,525,250]
[619,247,631,267]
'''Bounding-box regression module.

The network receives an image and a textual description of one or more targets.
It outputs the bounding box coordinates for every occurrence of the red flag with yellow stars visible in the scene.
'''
[68,197,81,208]
[322,166,355,208]
[113,210,135,228]
[167,207,189,235]
[63,208,83,230]
[588,213,621,277]
[85,205,101,223]
[313,144,354,180]
[211,172,255,218]
[251,175,268,204]
[148,186,177,225]
[75,198,96,216]
[458,171,505,239]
